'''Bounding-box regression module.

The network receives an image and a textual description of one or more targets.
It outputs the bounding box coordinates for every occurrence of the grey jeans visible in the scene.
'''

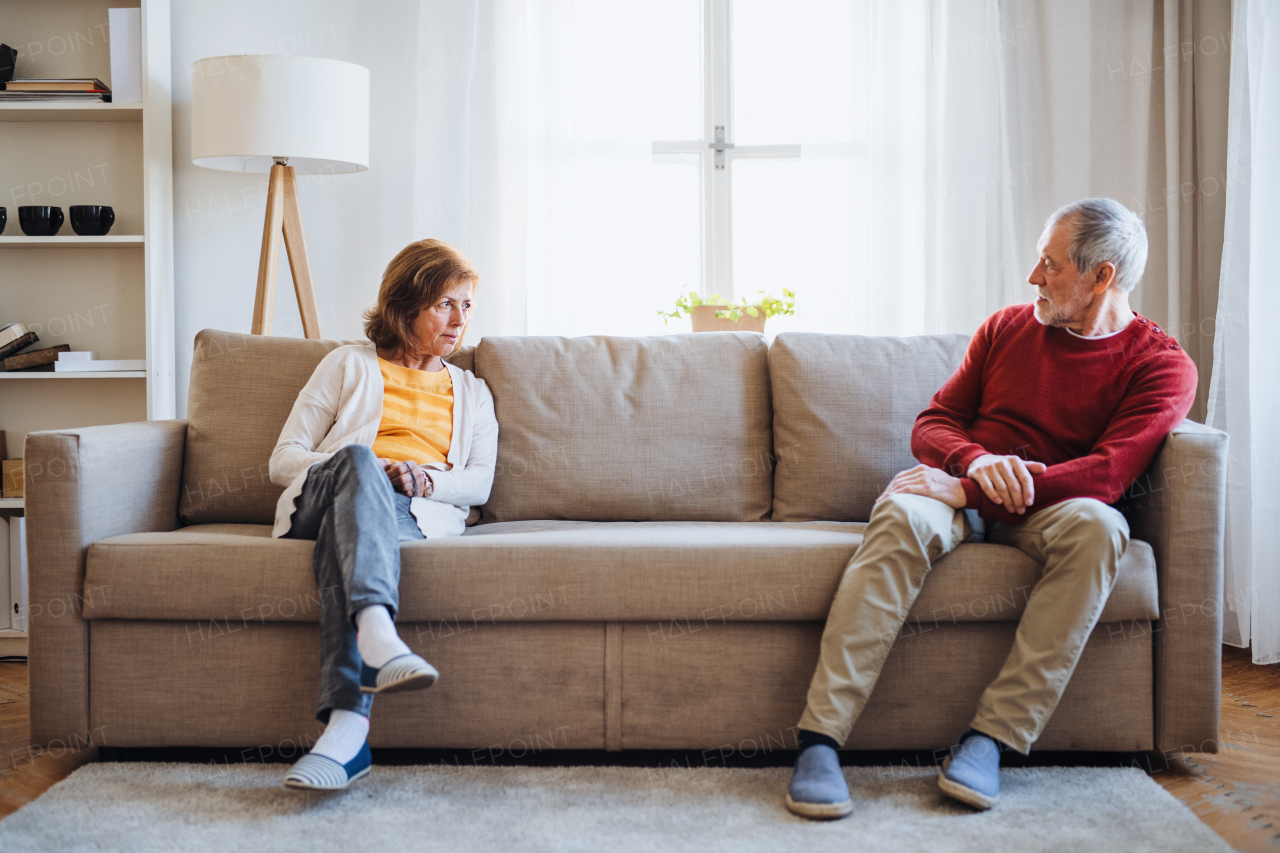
[284,444,425,722]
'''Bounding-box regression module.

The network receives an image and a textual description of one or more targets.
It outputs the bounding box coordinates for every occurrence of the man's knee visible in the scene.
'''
[1056,498,1128,538]
[870,492,952,531]
[1048,498,1130,567]
[873,492,936,517]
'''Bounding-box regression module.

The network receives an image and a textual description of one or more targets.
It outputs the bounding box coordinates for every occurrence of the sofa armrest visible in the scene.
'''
[25,420,187,746]
[1117,418,1228,755]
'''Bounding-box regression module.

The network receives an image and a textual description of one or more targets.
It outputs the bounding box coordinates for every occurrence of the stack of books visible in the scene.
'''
[54,352,144,372]
[0,79,111,102]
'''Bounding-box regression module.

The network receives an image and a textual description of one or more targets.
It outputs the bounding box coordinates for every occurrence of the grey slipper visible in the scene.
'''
[938,731,1001,809]
[785,744,854,819]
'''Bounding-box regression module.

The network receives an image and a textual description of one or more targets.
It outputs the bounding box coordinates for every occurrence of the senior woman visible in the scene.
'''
[267,239,498,791]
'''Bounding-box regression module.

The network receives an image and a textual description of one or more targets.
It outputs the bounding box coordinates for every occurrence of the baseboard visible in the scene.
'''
[0,629,28,659]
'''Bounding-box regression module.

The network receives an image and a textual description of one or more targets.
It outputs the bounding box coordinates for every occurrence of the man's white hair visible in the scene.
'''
[1042,198,1148,293]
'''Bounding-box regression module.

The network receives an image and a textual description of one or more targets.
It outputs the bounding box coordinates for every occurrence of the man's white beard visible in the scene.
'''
[1033,295,1073,327]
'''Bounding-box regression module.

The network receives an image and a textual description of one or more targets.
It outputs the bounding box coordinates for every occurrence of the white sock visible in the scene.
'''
[310,708,369,765]
[356,605,412,668]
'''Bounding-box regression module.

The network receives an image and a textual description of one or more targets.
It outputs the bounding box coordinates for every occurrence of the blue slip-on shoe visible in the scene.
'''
[938,730,1001,809]
[360,653,439,695]
[283,741,371,791]
[785,744,854,819]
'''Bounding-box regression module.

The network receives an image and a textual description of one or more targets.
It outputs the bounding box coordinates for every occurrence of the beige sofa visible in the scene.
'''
[25,329,1227,757]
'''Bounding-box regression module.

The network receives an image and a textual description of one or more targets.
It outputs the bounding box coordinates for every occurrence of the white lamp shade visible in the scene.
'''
[191,54,370,174]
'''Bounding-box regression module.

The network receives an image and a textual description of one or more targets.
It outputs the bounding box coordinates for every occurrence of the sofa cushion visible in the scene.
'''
[769,331,970,522]
[84,521,1159,625]
[474,334,773,522]
[180,329,474,525]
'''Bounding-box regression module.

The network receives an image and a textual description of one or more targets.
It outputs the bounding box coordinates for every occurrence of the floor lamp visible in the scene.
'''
[190,55,370,339]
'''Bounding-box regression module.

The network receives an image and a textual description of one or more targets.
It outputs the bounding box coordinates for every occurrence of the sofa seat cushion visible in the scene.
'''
[85,521,1158,625]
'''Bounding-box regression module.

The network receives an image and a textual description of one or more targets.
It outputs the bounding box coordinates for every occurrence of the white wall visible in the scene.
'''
[171,0,420,415]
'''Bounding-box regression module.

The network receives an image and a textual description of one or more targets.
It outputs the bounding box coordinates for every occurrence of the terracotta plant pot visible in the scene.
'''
[689,305,767,334]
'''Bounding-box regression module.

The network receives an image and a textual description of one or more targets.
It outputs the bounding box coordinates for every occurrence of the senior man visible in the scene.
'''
[785,198,1198,818]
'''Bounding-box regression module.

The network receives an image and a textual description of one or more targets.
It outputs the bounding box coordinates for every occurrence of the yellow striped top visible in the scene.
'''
[371,358,454,465]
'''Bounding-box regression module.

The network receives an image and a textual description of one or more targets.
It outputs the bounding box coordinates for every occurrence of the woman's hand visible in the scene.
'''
[378,457,433,497]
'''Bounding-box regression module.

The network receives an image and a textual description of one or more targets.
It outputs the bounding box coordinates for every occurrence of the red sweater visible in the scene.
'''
[911,303,1197,526]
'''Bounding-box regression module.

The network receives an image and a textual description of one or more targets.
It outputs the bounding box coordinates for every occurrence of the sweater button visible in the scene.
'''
[1169,342,1180,350]
[1137,317,1148,324]
[1151,324,1162,334]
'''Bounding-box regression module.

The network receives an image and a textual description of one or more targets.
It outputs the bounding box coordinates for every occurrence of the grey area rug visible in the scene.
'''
[0,762,1230,853]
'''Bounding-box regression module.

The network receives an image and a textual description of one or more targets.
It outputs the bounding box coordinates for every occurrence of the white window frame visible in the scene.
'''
[652,0,801,301]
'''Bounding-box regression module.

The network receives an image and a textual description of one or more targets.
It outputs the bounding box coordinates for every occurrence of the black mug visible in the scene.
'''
[69,205,115,236]
[18,206,63,237]
[0,207,6,235]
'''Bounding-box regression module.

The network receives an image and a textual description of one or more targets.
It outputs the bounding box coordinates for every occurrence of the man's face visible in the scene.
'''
[1027,219,1095,327]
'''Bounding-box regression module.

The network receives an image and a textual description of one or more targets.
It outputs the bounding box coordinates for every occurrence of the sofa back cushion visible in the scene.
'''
[475,333,773,523]
[769,331,970,522]
[180,329,475,525]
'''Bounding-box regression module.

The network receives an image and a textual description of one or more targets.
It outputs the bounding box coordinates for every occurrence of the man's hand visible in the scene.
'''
[965,454,1047,515]
[378,457,431,497]
[874,464,967,509]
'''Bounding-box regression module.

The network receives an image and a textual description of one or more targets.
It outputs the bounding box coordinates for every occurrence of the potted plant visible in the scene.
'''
[658,289,796,333]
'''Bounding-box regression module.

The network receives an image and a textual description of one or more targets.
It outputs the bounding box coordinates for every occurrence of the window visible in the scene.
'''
[522,0,932,338]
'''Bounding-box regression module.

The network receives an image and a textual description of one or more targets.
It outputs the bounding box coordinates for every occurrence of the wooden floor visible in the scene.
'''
[1,648,1277,849]
[1151,646,1280,852]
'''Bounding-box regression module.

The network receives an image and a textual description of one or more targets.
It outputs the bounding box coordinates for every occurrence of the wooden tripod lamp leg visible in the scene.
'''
[252,163,286,335]
[280,166,324,340]
[251,162,325,339]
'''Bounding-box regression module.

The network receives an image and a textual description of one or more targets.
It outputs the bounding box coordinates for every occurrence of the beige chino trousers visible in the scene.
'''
[798,492,1129,754]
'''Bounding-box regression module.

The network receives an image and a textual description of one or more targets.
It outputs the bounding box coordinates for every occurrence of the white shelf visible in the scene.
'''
[0,102,143,122]
[0,0,174,463]
[0,498,22,510]
[0,236,145,248]
[0,371,146,379]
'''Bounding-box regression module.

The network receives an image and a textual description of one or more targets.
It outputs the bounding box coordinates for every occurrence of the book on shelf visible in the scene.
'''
[53,358,145,372]
[0,325,36,361]
[4,344,69,372]
[4,78,110,92]
[1,78,111,102]
[0,92,110,102]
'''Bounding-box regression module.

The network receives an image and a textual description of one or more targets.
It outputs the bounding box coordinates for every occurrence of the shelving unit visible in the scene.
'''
[0,235,145,247]
[0,0,174,647]
[0,0,172,434]
[0,102,144,122]
[0,372,147,379]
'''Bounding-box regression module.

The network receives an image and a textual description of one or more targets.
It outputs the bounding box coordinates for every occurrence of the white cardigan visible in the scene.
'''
[268,342,498,539]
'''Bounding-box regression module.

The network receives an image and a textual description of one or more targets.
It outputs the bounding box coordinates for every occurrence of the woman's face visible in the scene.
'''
[409,280,473,358]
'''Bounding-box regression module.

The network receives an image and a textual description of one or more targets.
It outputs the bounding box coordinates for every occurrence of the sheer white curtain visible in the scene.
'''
[1207,0,1280,665]
[414,0,1019,340]
[414,0,702,341]
[998,0,1231,426]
